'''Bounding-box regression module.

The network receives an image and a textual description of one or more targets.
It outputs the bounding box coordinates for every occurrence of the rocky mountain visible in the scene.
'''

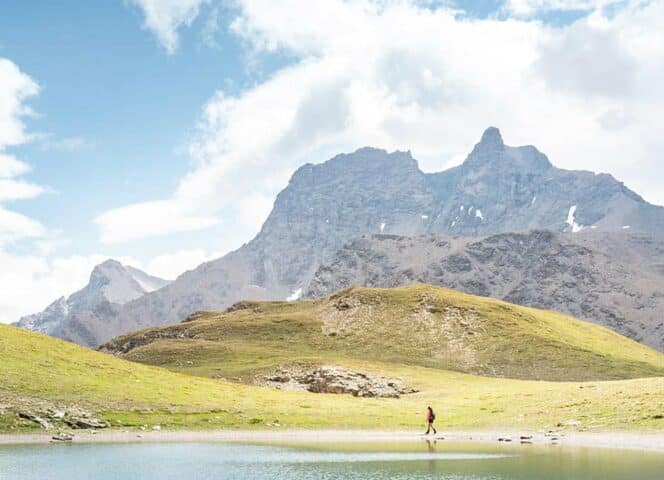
[48,127,664,346]
[306,230,664,351]
[14,260,169,347]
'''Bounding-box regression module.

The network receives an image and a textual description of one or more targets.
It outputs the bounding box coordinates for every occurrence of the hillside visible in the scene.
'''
[2,322,664,434]
[102,285,664,382]
[305,230,664,351]
[56,127,664,346]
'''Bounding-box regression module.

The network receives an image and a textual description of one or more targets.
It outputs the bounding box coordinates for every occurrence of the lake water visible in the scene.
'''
[1,440,663,479]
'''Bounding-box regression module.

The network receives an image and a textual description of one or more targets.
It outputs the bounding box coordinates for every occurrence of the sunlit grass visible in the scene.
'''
[2,285,663,434]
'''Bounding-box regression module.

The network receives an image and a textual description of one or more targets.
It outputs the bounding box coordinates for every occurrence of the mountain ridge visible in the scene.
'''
[14,259,170,347]
[21,127,664,346]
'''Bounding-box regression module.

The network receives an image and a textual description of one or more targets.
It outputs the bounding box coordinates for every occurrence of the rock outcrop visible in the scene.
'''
[262,366,416,398]
[305,230,664,351]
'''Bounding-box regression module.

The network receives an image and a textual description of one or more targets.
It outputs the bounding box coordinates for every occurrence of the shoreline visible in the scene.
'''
[1,429,663,452]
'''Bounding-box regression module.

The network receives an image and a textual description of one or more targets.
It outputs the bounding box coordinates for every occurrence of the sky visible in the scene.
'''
[0,0,663,323]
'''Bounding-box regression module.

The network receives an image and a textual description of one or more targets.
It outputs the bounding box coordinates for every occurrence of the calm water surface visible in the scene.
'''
[1,440,662,479]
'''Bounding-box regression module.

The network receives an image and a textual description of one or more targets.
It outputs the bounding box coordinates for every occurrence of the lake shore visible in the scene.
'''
[2,429,663,452]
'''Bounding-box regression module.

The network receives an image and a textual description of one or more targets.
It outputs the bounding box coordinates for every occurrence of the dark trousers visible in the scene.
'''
[425,421,436,434]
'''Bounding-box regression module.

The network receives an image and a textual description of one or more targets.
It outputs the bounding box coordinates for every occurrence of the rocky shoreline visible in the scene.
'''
[1,429,663,453]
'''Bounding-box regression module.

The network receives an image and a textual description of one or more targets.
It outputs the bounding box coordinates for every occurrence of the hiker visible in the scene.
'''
[425,406,437,435]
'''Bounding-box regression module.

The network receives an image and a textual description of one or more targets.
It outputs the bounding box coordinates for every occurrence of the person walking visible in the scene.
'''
[425,406,437,435]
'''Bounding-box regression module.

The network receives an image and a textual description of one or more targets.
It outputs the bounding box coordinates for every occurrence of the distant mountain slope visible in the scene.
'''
[65,127,664,345]
[14,260,169,347]
[305,231,664,351]
[102,284,664,382]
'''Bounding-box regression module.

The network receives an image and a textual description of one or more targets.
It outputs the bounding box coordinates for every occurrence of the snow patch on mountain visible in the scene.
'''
[286,288,303,302]
[566,205,584,233]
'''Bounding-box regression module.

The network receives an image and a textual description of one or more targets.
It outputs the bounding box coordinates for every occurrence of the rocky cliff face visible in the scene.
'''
[14,260,169,347]
[305,230,664,351]
[44,127,664,346]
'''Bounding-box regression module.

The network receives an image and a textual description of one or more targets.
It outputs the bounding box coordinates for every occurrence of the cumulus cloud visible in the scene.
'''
[101,0,664,247]
[0,58,49,247]
[0,59,39,147]
[0,153,31,178]
[0,58,80,323]
[143,248,222,279]
[95,199,220,244]
[0,207,48,247]
[0,179,45,201]
[128,0,210,54]
[534,19,636,97]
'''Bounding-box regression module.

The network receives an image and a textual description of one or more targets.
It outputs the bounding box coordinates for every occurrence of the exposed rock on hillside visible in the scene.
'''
[306,231,664,351]
[102,284,664,381]
[262,365,416,398]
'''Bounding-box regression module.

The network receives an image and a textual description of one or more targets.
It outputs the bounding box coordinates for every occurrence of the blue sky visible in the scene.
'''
[1,1,250,259]
[1,0,662,322]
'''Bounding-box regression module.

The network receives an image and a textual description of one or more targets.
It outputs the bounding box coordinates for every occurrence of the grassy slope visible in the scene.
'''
[107,285,664,382]
[1,323,664,434]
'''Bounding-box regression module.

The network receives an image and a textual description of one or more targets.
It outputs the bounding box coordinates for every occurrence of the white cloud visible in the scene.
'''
[0,179,45,201]
[0,153,31,178]
[128,0,210,54]
[235,192,274,231]
[0,206,47,246]
[0,59,39,148]
[95,199,220,244]
[535,20,636,98]
[0,58,49,247]
[100,0,664,246]
[144,248,222,279]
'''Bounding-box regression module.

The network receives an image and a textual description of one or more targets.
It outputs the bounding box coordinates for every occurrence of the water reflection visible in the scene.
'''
[0,440,662,480]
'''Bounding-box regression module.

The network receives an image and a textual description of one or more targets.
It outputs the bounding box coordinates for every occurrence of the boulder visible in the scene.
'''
[64,417,109,429]
[263,365,417,398]
[18,411,52,430]
[51,433,73,442]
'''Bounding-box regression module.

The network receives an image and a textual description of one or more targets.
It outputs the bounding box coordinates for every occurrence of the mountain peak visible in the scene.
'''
[479,126,504,148]
[91,259,123,276]
[462,126,553,174]
[461,126,507,168]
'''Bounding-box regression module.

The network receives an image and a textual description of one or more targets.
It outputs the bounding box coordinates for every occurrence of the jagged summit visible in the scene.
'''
[462,127,551,173]
[92,258,123,272]
[479,126,504,148]
[464,126,505,161]
[287,147,418,187]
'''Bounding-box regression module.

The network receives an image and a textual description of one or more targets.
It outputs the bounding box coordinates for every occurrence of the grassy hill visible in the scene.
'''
[1,322,664,434]
[104,285,664,382]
